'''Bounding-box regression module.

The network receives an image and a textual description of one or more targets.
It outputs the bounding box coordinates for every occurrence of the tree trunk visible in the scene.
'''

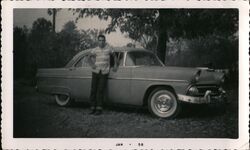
[156,10,168,64]
[52,9,57,33]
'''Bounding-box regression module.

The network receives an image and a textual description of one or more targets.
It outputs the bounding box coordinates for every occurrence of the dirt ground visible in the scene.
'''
[14,80,238,138]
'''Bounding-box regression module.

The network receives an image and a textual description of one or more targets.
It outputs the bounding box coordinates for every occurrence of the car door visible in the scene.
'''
[67,53,92,101]
[107,52,132,104]
[127,51,160,106]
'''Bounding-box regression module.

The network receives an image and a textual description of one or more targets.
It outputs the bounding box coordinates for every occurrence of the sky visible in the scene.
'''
[13,9,132,47]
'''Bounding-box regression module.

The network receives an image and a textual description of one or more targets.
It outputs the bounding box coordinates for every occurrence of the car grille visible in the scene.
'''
[196,85,220,96]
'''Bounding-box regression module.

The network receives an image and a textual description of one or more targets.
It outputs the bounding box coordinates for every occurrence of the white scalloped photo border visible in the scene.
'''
[1,0,249,149]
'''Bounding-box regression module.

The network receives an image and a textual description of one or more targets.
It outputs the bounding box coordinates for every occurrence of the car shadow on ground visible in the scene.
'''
[47,99,229,119]
[178,103,229,119]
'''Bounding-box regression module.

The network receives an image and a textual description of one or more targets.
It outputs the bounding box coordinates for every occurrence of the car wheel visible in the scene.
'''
[55,94,72,106]
[148,88,181,118]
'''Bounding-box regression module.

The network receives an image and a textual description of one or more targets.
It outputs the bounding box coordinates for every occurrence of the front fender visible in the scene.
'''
[141,81,190,106]
[145,81,190,96]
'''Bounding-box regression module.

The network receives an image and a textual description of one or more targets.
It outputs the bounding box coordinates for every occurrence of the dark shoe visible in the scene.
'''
[89,109,96,115]
[95,110,102,115]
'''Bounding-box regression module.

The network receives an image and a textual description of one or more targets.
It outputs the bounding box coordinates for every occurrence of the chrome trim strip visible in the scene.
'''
[38,75,187,82]
[178,94,208,104]
[120,66,140,68]
[109,77,188,82]
[178,93,226,104]
[38,76,92,79]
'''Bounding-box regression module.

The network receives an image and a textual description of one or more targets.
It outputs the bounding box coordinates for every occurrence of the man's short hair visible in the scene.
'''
[98,34,106,41]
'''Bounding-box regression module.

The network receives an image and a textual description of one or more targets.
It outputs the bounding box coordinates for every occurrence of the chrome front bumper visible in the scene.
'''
[178,90,227,104]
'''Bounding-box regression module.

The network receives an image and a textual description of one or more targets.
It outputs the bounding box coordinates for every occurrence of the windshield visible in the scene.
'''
[126,51,163,66]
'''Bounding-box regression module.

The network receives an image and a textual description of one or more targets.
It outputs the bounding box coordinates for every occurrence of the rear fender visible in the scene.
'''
[51,86,71,97]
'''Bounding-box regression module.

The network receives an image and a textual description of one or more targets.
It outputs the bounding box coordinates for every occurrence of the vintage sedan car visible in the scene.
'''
[36,47,226,118]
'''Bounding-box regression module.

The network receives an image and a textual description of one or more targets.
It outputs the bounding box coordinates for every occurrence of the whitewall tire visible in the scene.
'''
[148,88,181,118]
[54,94,72,106]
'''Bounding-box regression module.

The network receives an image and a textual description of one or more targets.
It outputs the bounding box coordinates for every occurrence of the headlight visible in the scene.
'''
[187,86,199,95]
[191,70,201,83]
[195,75,200,82]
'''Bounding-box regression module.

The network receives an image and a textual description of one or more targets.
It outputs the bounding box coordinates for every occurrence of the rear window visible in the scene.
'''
[126,51,162,66]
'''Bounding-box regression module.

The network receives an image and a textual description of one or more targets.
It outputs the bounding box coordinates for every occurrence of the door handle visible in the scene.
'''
[69,67,76,71]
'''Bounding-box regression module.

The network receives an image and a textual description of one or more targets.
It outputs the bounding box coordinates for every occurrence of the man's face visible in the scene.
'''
[98,37,106,48]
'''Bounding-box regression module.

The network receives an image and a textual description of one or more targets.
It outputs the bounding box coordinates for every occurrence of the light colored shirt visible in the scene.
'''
[90,44,114,74]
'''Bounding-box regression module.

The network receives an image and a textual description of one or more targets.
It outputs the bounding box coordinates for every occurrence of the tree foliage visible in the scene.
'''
[71,9,238,63]
[14,18,99,78]
[14,26,29,78]
[14,9,238,80]
[167,35,238,69]
[71,9,158,49]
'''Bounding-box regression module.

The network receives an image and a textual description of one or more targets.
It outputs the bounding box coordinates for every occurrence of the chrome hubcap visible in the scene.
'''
[155,94,172,112]
[57,95,69,102]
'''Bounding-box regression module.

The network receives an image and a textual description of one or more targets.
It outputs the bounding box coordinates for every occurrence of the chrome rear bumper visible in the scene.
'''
[178,90,226,104]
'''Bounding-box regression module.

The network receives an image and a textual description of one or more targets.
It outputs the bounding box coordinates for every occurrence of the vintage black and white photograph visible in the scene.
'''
[1,1,249,149]
[13,8,239,138]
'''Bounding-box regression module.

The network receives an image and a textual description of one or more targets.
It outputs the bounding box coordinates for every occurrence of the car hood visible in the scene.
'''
[132,66,223,84]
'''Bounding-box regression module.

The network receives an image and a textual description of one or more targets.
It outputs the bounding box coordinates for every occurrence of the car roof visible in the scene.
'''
[113,47,151,53]
[65,47,153,67]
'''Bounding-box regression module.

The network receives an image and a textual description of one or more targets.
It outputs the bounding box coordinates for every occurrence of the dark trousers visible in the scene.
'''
[90,71,108,110]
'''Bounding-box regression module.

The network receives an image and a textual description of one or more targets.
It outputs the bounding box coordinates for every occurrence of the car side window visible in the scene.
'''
[125,51,162,66]
[75,55,90,68]
[125,53,135,66]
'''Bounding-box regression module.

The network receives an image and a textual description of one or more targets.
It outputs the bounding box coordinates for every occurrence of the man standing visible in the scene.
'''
[88,35,117,115]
